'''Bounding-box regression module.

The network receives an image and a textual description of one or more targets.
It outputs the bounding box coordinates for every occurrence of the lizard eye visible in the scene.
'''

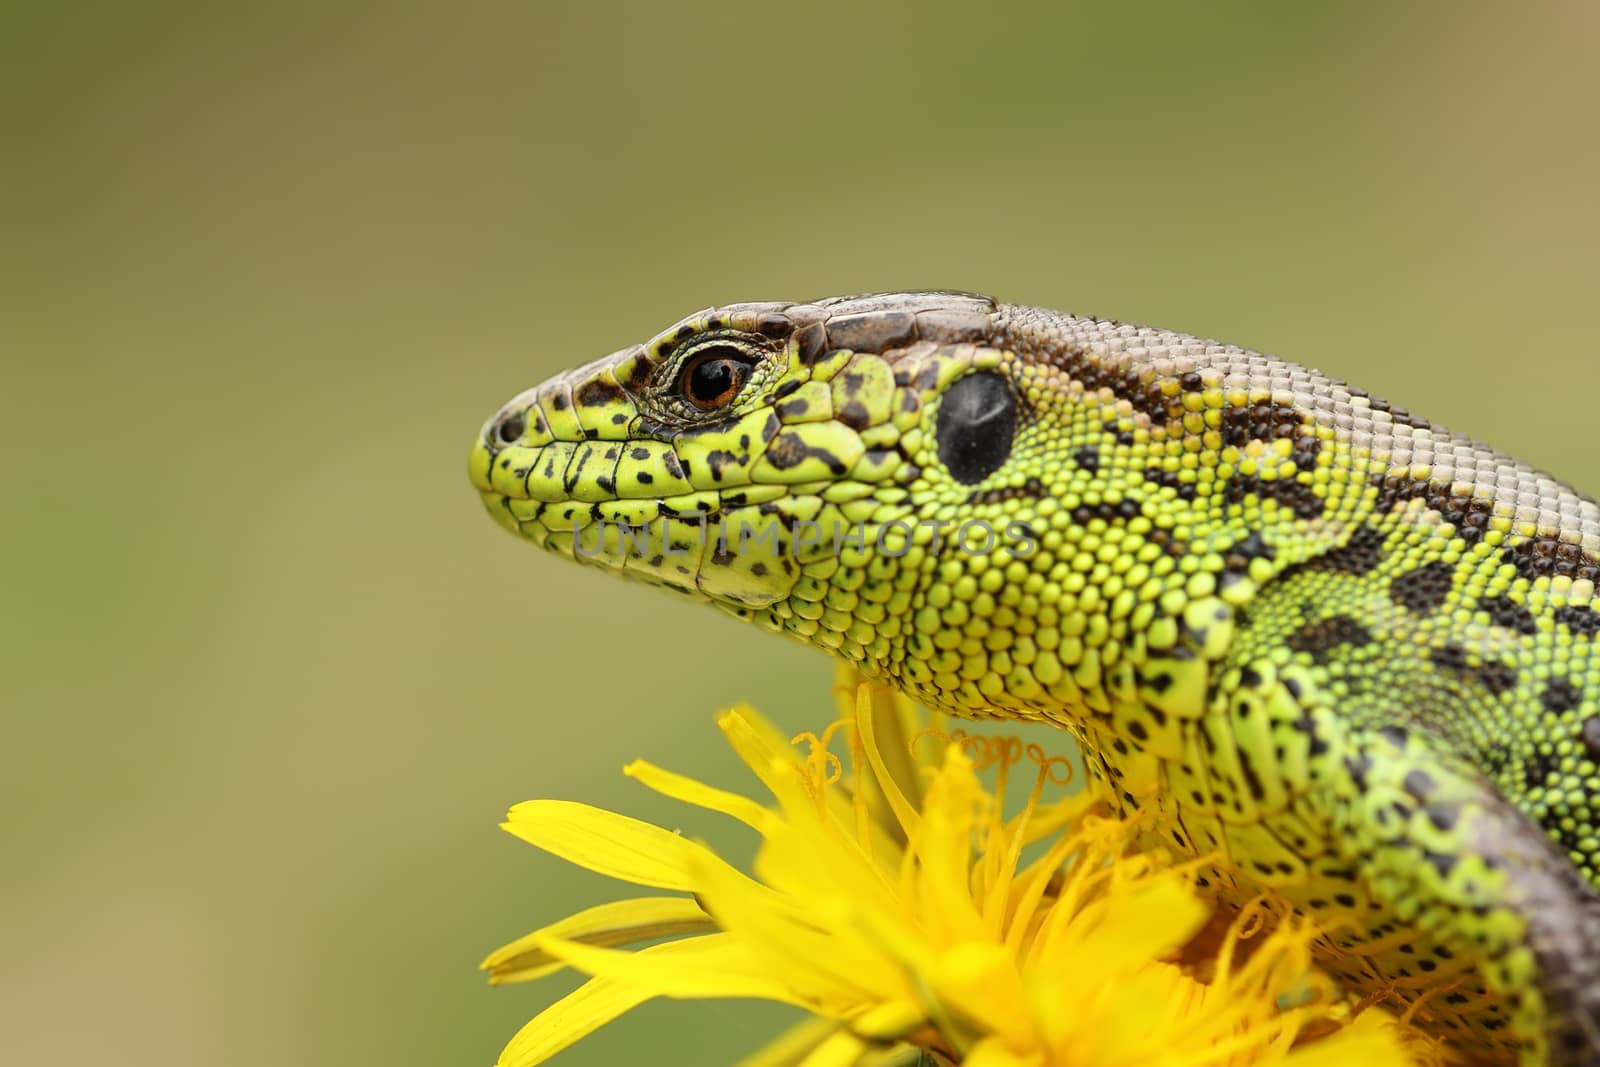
[937,371,1017,484]
[679,344,756,410]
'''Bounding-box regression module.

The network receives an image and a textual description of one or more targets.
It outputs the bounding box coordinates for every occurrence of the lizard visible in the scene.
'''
[466,291,1600,1066]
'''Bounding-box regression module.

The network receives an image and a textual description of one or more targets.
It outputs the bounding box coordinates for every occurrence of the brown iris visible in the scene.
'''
[680,346,753,410]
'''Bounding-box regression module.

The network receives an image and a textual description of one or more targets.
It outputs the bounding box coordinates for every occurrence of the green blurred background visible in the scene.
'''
[4,2,1598,1065]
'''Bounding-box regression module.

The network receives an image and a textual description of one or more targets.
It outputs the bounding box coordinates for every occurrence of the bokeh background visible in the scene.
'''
[5,3,1599,1065]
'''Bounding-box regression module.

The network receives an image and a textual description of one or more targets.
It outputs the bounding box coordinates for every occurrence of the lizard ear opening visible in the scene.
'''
[936,371,1017,484]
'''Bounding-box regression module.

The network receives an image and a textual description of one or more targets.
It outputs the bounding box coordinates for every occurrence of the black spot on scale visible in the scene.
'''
[1378,724,1410,748]
[1431,643,1470,675]
[1553,604,1600,637]
[837,400,872,430]
[1430,643,1519,696]
[1035,345,1176,422]
[753,313,790,339]
[1237,751,1267,800]
[1503,536,1600,584]
[1524,752,1556,791]
[912,363,943,393]
[1426,801,1460,832]
[1582,716,1600,760]
[705,449,739,481]
[1220,399,1316,457]
[1310,525,1387,576]
[1479,595,1538,635]
[772,379,803,400]
[1071,498,1143,525]
[968,477,1044,506]
[1344,754,1373,790]
[1224,531,1274,573]
[1478,660,1519,696]
[1353,389,1434,430]
[1286,615,1373,663]
[1403,769,1436,800]
[1223,475,1324,520]
[1142,467,1198,502]
[1146,527,1189,560]
[1071,445,1099,473]
[1389,561,1454,614]
[618,358,655,391]
[793,322,828,365]
[575,379,624,406]
[1427,851,1465,876]
[1372,476,1496,545]
[1289,435,1320,472]
[764,433,847,474]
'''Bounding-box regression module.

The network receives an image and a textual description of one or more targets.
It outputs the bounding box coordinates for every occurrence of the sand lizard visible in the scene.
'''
[467,291,1600,1065]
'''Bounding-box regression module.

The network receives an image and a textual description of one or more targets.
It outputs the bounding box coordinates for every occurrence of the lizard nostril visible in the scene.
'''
[495,410,527,444]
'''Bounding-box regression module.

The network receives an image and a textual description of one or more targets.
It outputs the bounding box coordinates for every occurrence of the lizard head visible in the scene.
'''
[469,291,1084,710]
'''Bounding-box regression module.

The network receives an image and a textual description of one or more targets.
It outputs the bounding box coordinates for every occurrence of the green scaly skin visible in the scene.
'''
[468,292,1600,1065]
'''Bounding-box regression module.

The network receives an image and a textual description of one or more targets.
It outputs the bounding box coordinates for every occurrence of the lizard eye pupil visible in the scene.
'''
[496,411,526,444]
[936,371,1017,484]
[681,347,752,410]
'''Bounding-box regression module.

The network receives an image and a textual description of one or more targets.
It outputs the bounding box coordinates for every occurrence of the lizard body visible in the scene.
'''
[468,292,1600,1065]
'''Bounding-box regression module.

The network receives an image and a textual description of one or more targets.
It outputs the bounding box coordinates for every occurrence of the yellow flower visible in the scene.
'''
[482,666,1445,1067]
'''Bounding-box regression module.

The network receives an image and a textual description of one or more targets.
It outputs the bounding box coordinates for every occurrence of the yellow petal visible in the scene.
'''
[722,701,904,871]
[962,1038,1041,1067]
[1033,872,1206,980]
[718,704,806,796]
[1285,1010,1427,1067]
[848,999,928,1042]
[686,840,904,1006]
[854,683,922,841]
[481,896,714,984]
[928,942,1035,1051]
[536,930,808,1006]
[495,975,652,1067]
[751,764,924,968]
[625,759,777,834]
[792,1029,870,1067]
[909,751,989,944]
[734,1017,841,1067]
[501,799,706,891]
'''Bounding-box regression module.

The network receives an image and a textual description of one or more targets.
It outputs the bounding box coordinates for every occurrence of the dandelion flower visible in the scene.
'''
[482,666,1442,1067]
